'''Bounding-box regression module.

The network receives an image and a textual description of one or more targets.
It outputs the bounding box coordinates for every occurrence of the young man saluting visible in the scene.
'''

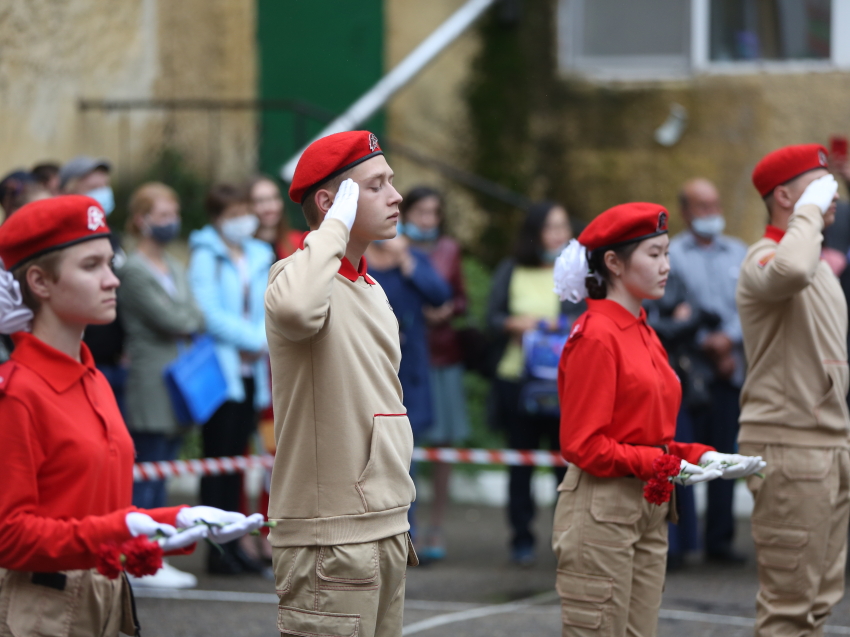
[265,131,417,637]
[737,144,847,636]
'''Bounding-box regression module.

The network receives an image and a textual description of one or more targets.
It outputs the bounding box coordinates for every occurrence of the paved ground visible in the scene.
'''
[133,500,850,636]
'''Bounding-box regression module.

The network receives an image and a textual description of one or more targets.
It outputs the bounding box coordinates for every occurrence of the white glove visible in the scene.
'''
[158,524,210,552]
[176,506,265,544]
[672,460,722,486]
[699,451,765,480]
[126,512,176,539]
[324,179,359,231]
[795,174,838,215]
[126,511,209,551]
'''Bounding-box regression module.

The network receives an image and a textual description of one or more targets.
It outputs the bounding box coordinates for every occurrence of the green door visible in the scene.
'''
[257,0,385,200]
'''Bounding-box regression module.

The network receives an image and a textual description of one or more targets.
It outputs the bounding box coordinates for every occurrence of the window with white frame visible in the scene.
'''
[557,0,850,80]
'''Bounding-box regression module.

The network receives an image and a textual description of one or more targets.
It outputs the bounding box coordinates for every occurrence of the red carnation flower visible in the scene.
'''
[643,478,674,506]
[95,542,124,580]
[652,454,682,480]
[121,536,163,578]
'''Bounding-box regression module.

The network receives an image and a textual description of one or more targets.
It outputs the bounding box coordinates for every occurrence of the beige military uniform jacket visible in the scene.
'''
[737,203,850,448]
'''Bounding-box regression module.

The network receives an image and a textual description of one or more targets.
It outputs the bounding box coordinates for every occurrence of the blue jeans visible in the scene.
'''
[131,432,184,509]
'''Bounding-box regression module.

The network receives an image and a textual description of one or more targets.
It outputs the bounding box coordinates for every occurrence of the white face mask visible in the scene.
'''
[691,214,725,239]
[219,215,259,245]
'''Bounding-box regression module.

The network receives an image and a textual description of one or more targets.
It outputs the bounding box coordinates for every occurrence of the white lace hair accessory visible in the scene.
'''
[0,268,33,334]
[553,239,603,303]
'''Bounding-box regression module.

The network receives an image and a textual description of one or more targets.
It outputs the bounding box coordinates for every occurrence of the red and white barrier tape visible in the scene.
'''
[133,448,567,482]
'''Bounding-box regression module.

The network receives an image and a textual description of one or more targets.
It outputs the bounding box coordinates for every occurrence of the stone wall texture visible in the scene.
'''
[0,0,256,187]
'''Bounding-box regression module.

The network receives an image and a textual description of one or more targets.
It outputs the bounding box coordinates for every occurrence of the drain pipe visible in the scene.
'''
[280,0,497,182]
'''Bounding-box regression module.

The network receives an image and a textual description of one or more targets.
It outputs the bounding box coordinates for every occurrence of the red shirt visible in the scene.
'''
[0,333,185,571]
[558,299,712,480]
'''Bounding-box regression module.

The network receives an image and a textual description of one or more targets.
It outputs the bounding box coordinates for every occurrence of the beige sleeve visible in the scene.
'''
[264,219,348,342]
[738,204,824,302]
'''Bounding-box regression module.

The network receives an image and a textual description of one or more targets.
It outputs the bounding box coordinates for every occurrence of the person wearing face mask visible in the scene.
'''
[188,184,274,575]
[118,183,205,589]
[60,156,129,415]
[486,201,584,565]
[667,178,748,565]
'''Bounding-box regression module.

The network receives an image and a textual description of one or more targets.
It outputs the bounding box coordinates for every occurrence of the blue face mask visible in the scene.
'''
[691,214,725,239]
[542,244,568,265]
[400,222,439,243]
[147,220,181,244]
[86,186,115,216]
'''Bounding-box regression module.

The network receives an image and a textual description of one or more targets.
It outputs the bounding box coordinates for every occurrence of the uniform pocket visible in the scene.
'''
[557,466,581,492]
[556,570,613,604]
[356,415,416,512]
[273,547,301,597]
[6,570,84,637]
[589,477,643,525]
[277,607,359,637]
[752,521,808,595]
[317,543,379,590]
[814,364,850,428]
[781,448,832,481]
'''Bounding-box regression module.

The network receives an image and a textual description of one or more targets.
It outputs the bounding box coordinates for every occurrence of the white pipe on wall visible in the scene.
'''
[280,0,497,183]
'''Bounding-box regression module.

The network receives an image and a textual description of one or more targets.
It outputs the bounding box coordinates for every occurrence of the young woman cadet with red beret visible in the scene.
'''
[550,202,765,637]
[0,196,264,636]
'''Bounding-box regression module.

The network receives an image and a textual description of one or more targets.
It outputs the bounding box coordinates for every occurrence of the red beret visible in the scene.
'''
[0,195,111,270]
[289,131,383,204]
[752,143,829,197]
[578,202,669,252]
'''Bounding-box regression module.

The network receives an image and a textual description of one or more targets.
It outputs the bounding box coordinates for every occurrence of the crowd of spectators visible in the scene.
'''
[2,152,816,584]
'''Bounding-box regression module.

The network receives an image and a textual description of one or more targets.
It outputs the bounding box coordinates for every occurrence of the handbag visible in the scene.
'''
[163,335,229,425]
[518,317,570,417]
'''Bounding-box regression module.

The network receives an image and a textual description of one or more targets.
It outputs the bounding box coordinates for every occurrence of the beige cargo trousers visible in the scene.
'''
[274,532,418,637]
[0,568,136,637]
[551,466,669,637]
[739,443,850,637]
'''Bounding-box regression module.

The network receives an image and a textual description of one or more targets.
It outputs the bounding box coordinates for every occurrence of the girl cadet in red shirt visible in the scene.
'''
[0,196,264,637]
[550,202,765,637]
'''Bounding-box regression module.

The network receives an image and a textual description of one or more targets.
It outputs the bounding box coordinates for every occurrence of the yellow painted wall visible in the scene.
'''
[0,0,256,187]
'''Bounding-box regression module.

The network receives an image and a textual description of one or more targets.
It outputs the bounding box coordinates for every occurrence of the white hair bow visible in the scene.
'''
[553,239,599,303]
[0,269,33,334]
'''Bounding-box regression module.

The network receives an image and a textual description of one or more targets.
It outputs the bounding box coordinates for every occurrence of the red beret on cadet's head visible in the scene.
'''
[752,143,829,198]
[289,130,383,204]
[578,202,669,253]
[0,195,111,271]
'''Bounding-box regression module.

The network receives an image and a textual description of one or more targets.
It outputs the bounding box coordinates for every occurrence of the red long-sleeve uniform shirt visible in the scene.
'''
[558,299,713,481]
[0,333,187,572]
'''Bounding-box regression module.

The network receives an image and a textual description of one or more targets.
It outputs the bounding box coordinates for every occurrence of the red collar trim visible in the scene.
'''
[10,332,95,393]
[586,298,645,330]
[764,225,785,242]
[298,230,375,285]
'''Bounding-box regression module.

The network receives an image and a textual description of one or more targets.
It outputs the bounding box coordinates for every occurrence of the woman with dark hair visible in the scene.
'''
[400,186,469,561]
[550,202,763,635]
[188,184,274,575]
[248,175,303,260]
[485,201,579,565]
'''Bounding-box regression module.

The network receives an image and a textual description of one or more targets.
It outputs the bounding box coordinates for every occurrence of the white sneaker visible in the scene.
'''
[127,560,198,589]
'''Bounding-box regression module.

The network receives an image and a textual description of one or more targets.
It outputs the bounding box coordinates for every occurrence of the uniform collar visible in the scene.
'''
[10,332,95,393]
[586,298,646,330]
[298,231,375,285]
[764,225,785,242]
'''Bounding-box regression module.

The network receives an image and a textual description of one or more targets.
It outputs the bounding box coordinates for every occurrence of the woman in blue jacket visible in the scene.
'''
[188,183,274,575]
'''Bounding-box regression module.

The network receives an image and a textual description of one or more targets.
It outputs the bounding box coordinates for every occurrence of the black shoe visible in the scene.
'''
[706,548,747,565]
[207,548,243,575]
[232,543,267,574]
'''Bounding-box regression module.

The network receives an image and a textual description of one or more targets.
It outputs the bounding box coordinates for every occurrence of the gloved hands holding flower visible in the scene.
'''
[699,451,765,480]
[176,506,266,544]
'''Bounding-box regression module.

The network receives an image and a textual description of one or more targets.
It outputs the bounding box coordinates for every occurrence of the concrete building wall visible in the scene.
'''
[0,0,256,189]
[384,0,488,246]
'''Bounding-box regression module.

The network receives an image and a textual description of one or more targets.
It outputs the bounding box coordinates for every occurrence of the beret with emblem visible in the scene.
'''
[289,130,383,204]
[0,195,111,271]
[578,202,669,253]
[752,143,829,198]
